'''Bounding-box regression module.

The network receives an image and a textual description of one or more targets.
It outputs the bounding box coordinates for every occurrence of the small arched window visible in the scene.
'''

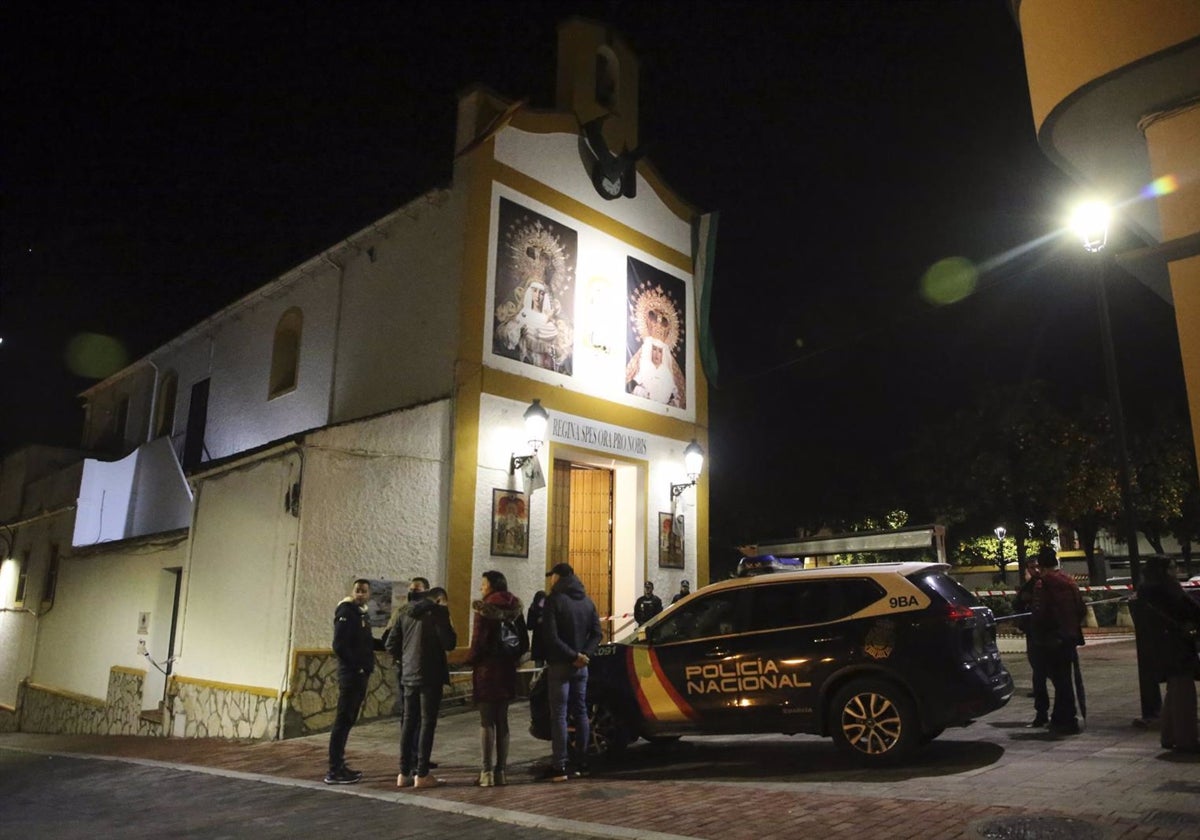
[595,46,619,111]
[269,308,303,399]
[155,371,178,438]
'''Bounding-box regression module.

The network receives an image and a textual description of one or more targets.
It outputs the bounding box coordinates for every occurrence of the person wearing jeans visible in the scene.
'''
[387,585,456,787]
[541,562,602,781]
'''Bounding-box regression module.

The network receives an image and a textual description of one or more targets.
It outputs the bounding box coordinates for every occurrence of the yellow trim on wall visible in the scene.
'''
[25,682,106,707]
[493,162,691,272]
[0,703,15,713]
[448,143,496,635]
[111,665,147,678]
[170,675,280,699]
[482,368,705,443]
[504,109,698,225]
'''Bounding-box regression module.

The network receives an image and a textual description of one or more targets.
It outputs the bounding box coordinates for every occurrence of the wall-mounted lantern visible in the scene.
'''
[510,399,550,475]
[670,439,705,500]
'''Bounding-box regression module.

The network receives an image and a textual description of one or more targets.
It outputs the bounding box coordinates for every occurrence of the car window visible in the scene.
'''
[749,579,885,631]
[650,590,746,643]
[914,571,980,607]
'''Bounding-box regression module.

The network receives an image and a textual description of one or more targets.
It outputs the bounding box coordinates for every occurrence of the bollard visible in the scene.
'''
[1084,604,1099,628]
[1116,603,1135,628]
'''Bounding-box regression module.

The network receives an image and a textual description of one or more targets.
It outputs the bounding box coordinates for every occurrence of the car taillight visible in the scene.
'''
[944,603,974,622]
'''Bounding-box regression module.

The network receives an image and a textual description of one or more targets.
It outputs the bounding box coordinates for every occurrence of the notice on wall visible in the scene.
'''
[137,612,150,634]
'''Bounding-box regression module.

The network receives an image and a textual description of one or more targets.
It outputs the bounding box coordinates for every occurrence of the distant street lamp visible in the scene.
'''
[994,525,1007,584]
[1069,200,1140,585]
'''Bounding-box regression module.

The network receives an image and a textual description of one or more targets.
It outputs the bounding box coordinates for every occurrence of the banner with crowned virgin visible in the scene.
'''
[626,257,687,409]
[492,197,577,376]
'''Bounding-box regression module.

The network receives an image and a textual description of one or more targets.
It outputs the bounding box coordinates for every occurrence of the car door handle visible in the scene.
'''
[704,647,729,658]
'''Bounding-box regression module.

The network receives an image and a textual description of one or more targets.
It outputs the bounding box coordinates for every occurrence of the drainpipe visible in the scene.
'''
[146,359,160,443]
[322,253,346,426]
[276,446,305,740]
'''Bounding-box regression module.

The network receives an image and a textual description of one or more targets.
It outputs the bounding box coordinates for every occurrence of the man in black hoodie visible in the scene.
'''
[326,578,379,784]
[387,586,456,788]
[541,562,602,782]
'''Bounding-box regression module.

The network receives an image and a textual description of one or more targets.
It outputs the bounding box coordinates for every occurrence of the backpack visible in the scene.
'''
[495,614,529,659]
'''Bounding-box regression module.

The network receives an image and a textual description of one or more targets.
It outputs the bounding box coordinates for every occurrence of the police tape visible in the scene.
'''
[975,581,1199,598]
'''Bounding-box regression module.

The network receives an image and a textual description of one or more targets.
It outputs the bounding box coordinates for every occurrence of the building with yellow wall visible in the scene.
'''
[1013,1,1200,474]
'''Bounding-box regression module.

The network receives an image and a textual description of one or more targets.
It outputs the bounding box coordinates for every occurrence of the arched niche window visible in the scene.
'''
[269,307,303,399]
[595,46,619,111]
[155,370,178,438]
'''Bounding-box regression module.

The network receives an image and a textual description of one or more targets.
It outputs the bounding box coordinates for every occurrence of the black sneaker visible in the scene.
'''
[538,765,569,782]
[571,762,591,778]
[324,766,362,785]
[1049,720,1082,735]
[1026,717,1048,728]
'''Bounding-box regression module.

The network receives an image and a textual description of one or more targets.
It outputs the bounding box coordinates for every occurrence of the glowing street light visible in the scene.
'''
[1068,200,1140,584]
[1070,200,1112,253]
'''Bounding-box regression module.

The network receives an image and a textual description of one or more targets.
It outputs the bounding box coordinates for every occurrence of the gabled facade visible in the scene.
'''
[0,19,714,739]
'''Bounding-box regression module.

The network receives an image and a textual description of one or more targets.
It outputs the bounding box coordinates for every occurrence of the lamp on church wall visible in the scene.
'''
[510,399,550,475]
[670,439,705,500]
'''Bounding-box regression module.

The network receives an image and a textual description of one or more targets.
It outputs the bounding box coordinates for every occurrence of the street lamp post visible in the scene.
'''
[1070,200,1140,586]
[994,526,1007,584]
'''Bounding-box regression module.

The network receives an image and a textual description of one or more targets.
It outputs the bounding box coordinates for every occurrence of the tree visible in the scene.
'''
[1131,410,1199,558]
[1052,403,1120,583]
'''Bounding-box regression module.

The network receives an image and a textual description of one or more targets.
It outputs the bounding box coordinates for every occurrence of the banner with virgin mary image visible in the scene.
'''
[626,257,687,409]
[492,197,577,376]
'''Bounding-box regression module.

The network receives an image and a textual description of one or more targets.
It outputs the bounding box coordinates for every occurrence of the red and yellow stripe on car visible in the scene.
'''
[626,646,698,723]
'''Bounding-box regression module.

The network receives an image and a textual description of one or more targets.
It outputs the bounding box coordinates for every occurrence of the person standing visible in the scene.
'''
[634,581,663,626]
[1030,547,1087,735]
[466,570,526,786]
[1135,556,1200,752]
[383,577,431,772]
[671,579,691,604]
[326,578,379,784]
[389,586,456,788]
[1014,561,1050,727]
[527,589,547,667]
[541,562,602,782]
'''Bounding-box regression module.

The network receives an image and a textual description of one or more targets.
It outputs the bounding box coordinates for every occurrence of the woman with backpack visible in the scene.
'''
[466,570,527,786]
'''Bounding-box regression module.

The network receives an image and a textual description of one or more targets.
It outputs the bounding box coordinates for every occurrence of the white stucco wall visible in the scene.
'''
[291,401,452,649]
[331,191,467,425]
[73,438,191,547]
[473,394,696,626]
[187,269,340,460]
[483,182,697,423]
[27,537,188,703]
[175,452,300,691]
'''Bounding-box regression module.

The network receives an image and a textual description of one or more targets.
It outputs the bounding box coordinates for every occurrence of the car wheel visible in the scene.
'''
[587,699,630,757]
[829,678,919,764]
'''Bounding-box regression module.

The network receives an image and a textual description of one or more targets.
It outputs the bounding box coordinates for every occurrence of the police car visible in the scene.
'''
[531,559,1013,765]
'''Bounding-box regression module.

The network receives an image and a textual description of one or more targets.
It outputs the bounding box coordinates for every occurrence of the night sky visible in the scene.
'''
[3,2,1188,559]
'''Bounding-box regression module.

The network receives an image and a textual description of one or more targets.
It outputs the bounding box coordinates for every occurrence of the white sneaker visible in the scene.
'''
[397,773,414,787]
[413,774,444,789]
[475,770,494,787]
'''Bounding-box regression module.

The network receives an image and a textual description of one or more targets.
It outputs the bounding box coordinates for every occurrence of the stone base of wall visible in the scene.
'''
[0,706,18,734]
[283,652,475,738]
[20,668,163,737]
[169,680,279,740]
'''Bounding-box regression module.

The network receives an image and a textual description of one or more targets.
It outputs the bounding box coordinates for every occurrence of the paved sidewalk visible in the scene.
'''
[3,639,1197,839]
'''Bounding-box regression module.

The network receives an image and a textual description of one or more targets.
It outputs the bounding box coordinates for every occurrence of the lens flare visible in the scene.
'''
[920,257,978,305]
[64,333,129,379]
[1141,175,1178,198]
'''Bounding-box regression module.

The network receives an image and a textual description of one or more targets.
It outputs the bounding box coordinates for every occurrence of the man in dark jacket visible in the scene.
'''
[634,581,663,625]
[541,562,602,781]
[383,577,431,768]
[387,586,456,788]
[1136,556,1200,752]
[1014,561,1050,727]
[1030,547,1087,735]
[326,578,379,784]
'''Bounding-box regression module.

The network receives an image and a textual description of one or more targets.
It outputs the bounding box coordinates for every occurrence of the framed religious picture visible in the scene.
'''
[658,512,684,568]
[490,489,530,558]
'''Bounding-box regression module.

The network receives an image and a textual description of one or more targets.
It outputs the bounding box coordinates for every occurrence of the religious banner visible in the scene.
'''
[626,257,687,408]
[492,197,577,375]
[491,489,530,558]
[659,512,684,568]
